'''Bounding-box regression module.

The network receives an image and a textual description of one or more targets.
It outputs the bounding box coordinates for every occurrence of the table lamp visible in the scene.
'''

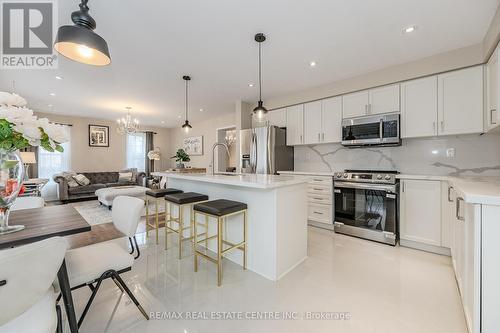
[19,151,36,180]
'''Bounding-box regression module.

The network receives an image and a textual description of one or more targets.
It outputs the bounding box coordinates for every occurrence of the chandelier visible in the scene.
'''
[117,106,139,134]
[225,130,237,147]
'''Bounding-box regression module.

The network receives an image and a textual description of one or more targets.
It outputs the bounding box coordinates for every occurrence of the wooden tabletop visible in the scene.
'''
[0,205,91,249]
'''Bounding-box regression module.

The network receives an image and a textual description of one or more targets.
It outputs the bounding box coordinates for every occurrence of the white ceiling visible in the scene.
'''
[0,0,498,127]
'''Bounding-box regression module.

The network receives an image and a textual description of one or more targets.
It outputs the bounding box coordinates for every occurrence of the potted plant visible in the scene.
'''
[171,148,190,169]
[0,91,69,235]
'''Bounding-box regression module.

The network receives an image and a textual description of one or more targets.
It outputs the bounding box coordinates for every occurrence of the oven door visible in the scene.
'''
[334,181,398,243]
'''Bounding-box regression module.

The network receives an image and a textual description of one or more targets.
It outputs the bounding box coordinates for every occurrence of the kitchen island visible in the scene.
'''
[152,172,309,281]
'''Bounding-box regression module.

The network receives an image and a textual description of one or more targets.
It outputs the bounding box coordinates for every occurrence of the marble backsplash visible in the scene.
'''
[293,133,500,176]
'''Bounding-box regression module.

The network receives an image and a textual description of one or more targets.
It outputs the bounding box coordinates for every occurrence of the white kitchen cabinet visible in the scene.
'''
[400,179,442,246]
[441,182,454,248]
[485,47,500,132]
[304,101,322,144]
[401,76,438,138]
[342,90,369,118]
[321,96,342,143]
[437,66,484,136]
[286,104,304,145]
[368,83,400,115]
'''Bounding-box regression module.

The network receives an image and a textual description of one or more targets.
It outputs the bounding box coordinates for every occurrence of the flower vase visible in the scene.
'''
[0,149,25,235]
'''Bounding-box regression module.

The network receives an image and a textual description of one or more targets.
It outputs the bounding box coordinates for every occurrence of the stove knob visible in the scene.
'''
[343,173,349,178]
[385,175,392,180]
[376,174,383,180]
[336,172,342,178]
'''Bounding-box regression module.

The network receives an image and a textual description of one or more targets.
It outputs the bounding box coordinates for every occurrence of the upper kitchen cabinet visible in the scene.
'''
[342,90,369,118]
[304,101,322,144]
[286,104,304,145]
[485,47,500,132]
[342,84,400,119]
[401,76,438,138]
[321,96,342,143]
[368,84,400,115]
[437,66,484,136]
[254,107,287,128]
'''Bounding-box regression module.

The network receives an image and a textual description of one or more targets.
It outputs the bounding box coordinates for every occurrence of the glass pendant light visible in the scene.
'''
[54,0,111,66]
[181,76,193,133]
[253,33,268,119]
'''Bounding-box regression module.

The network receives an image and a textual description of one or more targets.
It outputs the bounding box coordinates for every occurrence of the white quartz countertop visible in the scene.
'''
[152,172,309,189]
[398,174,500,206]
[277,170,336,177]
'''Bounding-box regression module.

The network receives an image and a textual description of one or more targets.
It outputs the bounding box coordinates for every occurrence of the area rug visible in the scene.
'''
[71,200,166,226]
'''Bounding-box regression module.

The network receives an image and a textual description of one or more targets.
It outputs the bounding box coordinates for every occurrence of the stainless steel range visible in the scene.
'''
[333,170,399,246]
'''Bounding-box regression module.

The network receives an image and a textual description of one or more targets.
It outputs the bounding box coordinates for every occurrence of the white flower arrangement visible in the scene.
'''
[0,91,69,152]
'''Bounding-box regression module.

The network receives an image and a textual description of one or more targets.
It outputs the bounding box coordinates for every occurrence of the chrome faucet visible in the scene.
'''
[212,142,230,175]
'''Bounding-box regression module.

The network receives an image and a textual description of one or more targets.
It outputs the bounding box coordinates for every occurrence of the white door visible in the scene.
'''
[304,101,322,144]
[485,48,499,131]
[438,66,484,136]
[401,76,438,138]
[342,90,369,118]
[400,179,442,246]
[368,84,400,115]
[321,96,342,143]
[266,108,287,128]
[286,104,304,145]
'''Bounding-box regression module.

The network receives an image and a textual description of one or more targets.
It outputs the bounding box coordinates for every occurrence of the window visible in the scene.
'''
[38,127,71,179]
[126,132,146,172]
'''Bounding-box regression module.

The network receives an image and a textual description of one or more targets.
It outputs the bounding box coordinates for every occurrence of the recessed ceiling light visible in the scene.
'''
[403,25,416,34]
[161,120,165,124]
[199,108,204,112]
[248,83,254,87]
[309,61,317,67]
[49,93,56,96]
[177,115,182,119]
[55,75,63,80]
[48,104,53,107]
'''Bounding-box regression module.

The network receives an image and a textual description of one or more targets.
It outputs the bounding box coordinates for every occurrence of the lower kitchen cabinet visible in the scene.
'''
[400,179,442,247]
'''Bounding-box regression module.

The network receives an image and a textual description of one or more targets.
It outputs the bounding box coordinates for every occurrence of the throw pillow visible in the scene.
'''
[73,174,90,186]
[118,172,133,182]
[60,171,79,187]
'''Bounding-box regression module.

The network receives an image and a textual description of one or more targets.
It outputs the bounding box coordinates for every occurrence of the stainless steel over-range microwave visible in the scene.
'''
[341,113,401,147]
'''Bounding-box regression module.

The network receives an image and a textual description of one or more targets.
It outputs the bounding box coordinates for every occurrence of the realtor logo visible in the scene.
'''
[1,0,58,69]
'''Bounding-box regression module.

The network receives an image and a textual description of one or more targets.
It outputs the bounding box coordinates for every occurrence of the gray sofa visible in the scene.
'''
[53,169,146,202]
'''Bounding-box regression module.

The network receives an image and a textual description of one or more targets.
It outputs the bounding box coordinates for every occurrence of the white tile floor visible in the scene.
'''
[72,226,467,333]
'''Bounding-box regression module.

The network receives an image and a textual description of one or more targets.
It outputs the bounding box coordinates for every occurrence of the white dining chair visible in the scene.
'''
[0,237,68,333]
[62,195,149,328]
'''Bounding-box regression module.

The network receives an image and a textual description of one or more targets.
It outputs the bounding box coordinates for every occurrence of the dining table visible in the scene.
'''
[0,204,91,333]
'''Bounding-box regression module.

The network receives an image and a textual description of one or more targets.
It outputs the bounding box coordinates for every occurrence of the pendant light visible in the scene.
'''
[182,75,193,133]
[253,33,268,119]
[54,0,111,66]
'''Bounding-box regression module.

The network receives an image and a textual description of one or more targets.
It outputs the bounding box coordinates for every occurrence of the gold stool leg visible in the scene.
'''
[243,210,247,270]
[217,217,223,287]
[204,214,209,250]
[155,198,159,245]
[145,196,149,238]
[165,200,170,250]
[194,211,198,272]
[178,205,183,259]
[190,205,195,253]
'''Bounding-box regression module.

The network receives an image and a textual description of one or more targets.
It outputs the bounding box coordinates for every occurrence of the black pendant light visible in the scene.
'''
[182,75,193,133]
[253,33,268,119]
[54,0,111,66]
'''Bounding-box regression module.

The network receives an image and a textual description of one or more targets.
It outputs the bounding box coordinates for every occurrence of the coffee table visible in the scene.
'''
[95,186,147,209]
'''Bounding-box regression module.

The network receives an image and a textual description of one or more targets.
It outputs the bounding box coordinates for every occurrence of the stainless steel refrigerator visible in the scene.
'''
[240,126,294,174]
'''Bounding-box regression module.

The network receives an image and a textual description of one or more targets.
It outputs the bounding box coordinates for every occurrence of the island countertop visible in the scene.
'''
[151,172,309,189]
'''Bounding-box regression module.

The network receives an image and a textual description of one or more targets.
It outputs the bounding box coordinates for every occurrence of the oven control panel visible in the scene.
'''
[334,171,397,184]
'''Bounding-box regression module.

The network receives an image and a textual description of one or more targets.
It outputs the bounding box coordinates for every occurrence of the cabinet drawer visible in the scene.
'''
[308,184,332,195]
[308,193,332,205]
[308,204,332,223]
[308,176,333,186]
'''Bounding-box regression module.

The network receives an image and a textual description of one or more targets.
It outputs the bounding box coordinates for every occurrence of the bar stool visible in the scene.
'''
[145,188,183,244]
[193,199,247,286]
[164,192,209,259]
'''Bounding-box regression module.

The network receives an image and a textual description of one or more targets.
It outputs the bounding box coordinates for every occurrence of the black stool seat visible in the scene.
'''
[165,192,208,205]
[146,188,183,198]
[194,199,247,216]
